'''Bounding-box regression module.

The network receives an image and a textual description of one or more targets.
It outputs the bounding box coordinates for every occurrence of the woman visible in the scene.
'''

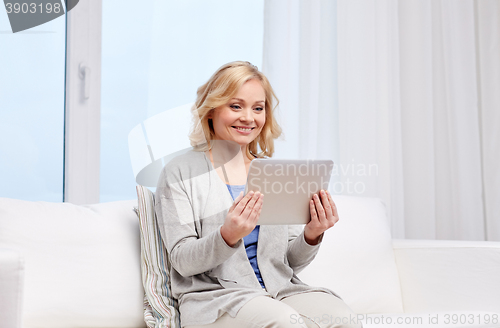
[155,61,362,328]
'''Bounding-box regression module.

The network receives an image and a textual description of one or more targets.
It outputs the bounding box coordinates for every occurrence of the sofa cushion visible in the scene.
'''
[0,198,145,328]
[136,186,180,328]
[298,195,404,314]
[0,248,24,328]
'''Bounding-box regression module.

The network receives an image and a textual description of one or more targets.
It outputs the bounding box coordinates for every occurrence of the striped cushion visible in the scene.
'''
[136,185,180,328]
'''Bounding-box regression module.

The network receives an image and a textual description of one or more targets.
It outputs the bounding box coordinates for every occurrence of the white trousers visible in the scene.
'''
[184,292,363,328]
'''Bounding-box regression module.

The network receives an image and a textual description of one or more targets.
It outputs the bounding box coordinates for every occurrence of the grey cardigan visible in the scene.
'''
[155,150,339,327]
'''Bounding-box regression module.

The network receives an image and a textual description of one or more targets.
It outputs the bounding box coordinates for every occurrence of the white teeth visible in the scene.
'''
[235,127,252,132]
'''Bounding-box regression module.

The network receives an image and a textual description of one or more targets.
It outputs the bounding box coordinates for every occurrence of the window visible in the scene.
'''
[100,0,264,202]
[0,10,66,201]
[1,1,264,203]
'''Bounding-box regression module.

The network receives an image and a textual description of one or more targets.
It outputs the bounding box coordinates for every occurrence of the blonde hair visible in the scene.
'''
[189,61,282,158]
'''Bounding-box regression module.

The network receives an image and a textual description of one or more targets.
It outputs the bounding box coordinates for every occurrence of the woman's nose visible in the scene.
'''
[240,108,254,123]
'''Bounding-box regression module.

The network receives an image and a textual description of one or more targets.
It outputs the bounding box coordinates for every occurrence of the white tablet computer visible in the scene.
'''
[244,159,334,225]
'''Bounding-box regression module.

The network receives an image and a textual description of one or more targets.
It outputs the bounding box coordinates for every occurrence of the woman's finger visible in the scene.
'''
[319,190,333,217]
[249,194,263,224]
[241,191,260,218]
[310,199,319,223]
[228,191,244,213]
[233,191,254,215]
[326,190,339,219]
[313,193,326,222]
[235,190,244,203]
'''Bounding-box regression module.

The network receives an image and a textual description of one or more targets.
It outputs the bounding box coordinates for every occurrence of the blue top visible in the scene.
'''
[226,184,265,289]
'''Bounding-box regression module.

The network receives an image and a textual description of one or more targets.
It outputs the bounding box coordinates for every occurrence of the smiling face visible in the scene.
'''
[209,78,266,149]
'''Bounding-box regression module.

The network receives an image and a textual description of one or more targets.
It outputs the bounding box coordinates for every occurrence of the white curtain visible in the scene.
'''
[262,0,500,241]
[335,0,405,239]
[475,0,500,241]
[262,0,339,162]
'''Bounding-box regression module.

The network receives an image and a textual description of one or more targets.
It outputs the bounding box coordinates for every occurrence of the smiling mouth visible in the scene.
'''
[232,126,255,132]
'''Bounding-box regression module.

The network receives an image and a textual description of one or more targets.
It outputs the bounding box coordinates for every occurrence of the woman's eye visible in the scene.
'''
[254,107,264,112]
[230,105,241,110]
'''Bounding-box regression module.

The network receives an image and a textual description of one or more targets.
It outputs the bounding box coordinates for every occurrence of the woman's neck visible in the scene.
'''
[209,140,252,165]
[207,140,253,185]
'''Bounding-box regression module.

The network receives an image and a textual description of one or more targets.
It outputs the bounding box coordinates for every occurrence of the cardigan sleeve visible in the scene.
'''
[155,163,242,277]
[285,225,323,274]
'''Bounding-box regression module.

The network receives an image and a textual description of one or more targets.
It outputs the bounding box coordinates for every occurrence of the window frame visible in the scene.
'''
[64,0,102,204]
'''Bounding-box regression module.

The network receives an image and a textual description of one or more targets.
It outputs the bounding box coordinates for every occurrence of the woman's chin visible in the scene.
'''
[235,136,257,147]
[223,134,253,145]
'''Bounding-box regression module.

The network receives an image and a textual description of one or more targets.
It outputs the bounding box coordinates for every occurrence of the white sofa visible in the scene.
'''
[1,194,499,328]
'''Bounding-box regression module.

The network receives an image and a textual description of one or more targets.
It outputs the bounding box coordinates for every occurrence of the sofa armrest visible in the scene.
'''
[0,248,24,328]
[392,239,500,313]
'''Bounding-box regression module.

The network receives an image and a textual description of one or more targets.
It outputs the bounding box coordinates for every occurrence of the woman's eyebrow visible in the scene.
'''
[231,98,265,104]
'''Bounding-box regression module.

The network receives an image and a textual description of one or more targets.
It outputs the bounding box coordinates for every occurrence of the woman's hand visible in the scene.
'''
[304,189,339,245]
[220,191,264,247]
